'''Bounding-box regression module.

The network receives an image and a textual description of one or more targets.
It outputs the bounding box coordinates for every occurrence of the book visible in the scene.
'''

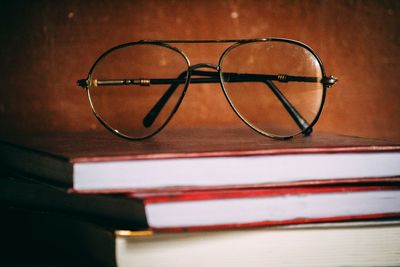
[115,221,400,267]
[0,128,399,192]
[2,207,400,267]
[2,169,400,231]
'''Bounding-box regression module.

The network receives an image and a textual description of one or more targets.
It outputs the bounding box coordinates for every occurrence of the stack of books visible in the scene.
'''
[1,128,400,266]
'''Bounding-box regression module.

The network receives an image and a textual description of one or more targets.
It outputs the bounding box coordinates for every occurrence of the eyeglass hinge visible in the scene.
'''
[77,79,89,90]
[322,75,338,88]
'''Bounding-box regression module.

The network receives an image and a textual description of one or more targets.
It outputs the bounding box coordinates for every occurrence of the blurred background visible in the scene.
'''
[0,0,399,141]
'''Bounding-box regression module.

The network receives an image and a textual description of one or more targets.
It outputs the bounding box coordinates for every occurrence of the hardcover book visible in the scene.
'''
[2,170,400,231]
[0,128,399,192]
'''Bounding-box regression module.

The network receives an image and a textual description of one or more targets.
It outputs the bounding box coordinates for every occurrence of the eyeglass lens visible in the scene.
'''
[88,43,189,140]
[220,41,324,138]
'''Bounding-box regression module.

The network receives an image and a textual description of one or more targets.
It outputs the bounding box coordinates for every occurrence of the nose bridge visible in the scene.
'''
[189,63,219,72]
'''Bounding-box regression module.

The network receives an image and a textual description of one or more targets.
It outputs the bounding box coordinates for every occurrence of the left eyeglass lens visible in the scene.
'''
[88,44,189,139]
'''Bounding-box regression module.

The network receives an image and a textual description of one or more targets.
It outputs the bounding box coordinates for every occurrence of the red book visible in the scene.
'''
[137,185,400,231]
[0,128,399,192]
[1,170,400,232]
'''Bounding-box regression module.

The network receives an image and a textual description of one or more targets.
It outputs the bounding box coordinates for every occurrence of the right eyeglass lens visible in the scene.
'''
[87,43,189,140]
[220,40,325,138]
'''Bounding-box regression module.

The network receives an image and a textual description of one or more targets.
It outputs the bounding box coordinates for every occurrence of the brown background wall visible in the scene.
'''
[0,0,399,141]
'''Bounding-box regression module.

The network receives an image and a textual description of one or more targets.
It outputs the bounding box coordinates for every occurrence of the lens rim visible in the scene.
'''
[85,41,191,140]
[218,38,327,140]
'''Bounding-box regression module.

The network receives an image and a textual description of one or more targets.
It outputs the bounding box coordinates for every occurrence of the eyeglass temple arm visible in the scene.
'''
[142,71,188,128]
[264,80,311,134]
[142,70,315,133]
[79,73,336,87]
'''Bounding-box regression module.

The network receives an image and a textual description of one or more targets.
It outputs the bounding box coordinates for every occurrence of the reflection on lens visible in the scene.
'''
[88,43,189,139]
[220,40,325,138]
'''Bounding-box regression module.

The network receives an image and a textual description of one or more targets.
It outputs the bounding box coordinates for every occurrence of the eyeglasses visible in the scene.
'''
[77,38,337,140]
